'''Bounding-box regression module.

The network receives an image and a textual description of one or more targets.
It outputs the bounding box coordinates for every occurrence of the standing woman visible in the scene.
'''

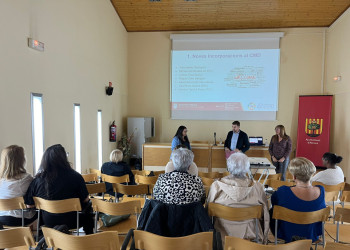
[269,125,292,181]
[171,126,191,151]
[0,145,36,226]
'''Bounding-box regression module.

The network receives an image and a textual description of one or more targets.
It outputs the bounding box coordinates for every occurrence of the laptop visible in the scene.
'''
[249,136,264,146]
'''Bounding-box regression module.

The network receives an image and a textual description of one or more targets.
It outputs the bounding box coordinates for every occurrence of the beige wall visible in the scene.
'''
[128,28,325,156]
[0,0,128,174]
[325,8,350,178]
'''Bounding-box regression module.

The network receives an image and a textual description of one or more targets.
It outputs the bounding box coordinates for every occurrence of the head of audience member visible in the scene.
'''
[231,121,240,133]
[110,149,123,164]
[171,148,194,172]
[226,152,250,179]
[288,157,316,183]
[0,145,27,180]
[37,144,72,181]
[322,152,342,168]
[174,126,188,142]
[174,144,188,150]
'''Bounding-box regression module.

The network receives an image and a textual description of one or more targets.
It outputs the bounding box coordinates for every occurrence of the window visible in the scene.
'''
[74,104,81,173]
[97,110,102,169]
[31,93,44,174]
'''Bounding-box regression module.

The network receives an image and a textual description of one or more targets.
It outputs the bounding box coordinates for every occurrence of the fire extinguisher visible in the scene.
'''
[109,121,116,142]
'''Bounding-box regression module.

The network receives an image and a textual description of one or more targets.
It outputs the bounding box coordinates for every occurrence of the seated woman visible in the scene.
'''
[311,152,344,185]
[24,144,94,234]
[206,152,269,244]
[0,145,36,226]
[153,148,205,205]
[101,149,135,197]
[270,157,326,243]
[165,145,198,176]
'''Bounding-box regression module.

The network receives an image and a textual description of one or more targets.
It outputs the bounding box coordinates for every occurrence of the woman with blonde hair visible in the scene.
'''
[101,149,135,197]
[0,145,36,226]
[270,157,326,243]
[268,125,292,181]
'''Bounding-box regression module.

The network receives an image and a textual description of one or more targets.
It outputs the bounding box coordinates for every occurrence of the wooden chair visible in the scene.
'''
[82,173,98,183]
[224,236,311,250]
[272,205,330,248]
[267,180,295,190]
[325,242,350,250]
[198,171,221,179]
[133,230,213,250]
[0,197,27,227]
[341,190,350,208]
[0,227,36,249]
[208,203,263,243]
[33,197,82,241]
[334,207,350,242]
[91,198,141,234]
[135,174,158,185]
[101,174,130,200]
[204,186,210,197]
[113,183,149,206]
[201,176,215,186]
[86,183,106,200]
[89,168,102,177]
[153,170,165,176]
[42,226,120,250]
[132,170,151,176]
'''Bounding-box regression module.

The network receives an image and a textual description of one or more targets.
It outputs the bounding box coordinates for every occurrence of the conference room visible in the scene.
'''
[1,0,350,249]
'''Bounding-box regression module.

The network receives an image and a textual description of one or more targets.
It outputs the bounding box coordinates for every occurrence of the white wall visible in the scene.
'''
[0,0,128,174]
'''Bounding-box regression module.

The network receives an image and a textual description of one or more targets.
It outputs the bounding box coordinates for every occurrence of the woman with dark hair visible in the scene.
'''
[311,152,344,185]
[268,125,292,181]
[24,144,93,234]
[171,126,191,151]
[0,145,37,226]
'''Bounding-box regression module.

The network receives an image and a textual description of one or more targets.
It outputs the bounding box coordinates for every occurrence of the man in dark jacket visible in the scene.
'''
[224,121,250,153]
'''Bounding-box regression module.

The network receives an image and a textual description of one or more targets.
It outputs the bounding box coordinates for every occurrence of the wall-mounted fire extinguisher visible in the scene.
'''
[109,121,117,142]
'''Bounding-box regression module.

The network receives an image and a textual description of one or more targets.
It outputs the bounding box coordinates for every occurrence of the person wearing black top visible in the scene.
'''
[224,121,250,153]
[24,144,94,234]
[101,149,135,197]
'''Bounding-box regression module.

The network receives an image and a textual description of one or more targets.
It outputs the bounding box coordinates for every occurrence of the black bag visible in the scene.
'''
[35,224,70,250]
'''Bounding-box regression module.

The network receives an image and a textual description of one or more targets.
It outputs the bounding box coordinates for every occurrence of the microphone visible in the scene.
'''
[214,132,217,146]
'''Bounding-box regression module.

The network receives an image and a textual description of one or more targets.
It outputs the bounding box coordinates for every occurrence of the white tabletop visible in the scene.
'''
[249,157,275,169]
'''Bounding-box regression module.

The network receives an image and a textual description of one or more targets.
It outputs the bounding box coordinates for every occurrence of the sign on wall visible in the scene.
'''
[296,95,333,167]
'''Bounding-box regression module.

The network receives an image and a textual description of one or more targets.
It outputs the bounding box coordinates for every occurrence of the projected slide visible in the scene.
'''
[171,49,280,120]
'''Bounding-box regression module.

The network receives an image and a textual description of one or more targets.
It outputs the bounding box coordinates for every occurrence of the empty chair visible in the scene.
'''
[208,203,263,243]
[86,183,106,200]
[334,207,350,242]
[224,236,311,250]
[272,205,330,247]
[267,179,295,190]
[201,176,215,186]
[101,174,130,200]
[135,174,158,185]
[341,190,350,207]
[43,226,120,250]
[132,230,213,250]
[82,173,98,183]
[89,168,102,177]
[325,242,350,250]
[91,198,141,234]
[113,183,149,206]
[132,170,151,176]
[0,227,35,249]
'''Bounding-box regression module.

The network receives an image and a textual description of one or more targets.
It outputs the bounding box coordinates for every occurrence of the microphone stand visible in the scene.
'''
[213,132,217,146]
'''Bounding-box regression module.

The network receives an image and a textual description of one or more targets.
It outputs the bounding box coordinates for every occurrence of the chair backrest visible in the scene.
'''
[268,174,282,180]
[224,236,311,250]
[204,186,210,197]
[324,242,350,250]
[268,180,295,190]
[201,176,215,186]
[91,198,141,215]
[134,230,213,250]
[272,205,330,224]
[86,183,107,194]
[82,173,98,183]
[113,183,149,196]
[153,171,165,176]
[42,227,119,250]
[198,171,221,179]
[325,191,340,202]
[132,170,151,176]
[208,203,262,221]
[341,191,350,202]
[89,168,102,177]
[33,197,82,213]
[312,182,345,192]
[334,207,350,224]
[101,174,130,184]
[0,227,35,249]
[135,174,158,185]
[0,197,26,211]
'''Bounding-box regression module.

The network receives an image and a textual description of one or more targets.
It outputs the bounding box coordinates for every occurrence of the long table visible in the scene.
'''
[142,143,272,172]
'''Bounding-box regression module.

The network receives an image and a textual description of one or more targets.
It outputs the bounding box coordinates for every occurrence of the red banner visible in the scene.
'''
[296,96,332,167]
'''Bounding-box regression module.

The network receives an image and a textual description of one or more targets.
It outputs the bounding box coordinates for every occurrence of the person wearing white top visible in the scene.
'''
[311,152,344,185]
[0,145,37,226]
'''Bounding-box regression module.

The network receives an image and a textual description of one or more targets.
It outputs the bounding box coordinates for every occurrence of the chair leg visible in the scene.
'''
[336,221,340,243]
[322,221,325,247]
[94,212,99,233]
[76,211,79,236]
[36,210,41,242]
[333,201,335,224]
[255,218,259,243]
[22,209,24,227]
[274,219,278,245]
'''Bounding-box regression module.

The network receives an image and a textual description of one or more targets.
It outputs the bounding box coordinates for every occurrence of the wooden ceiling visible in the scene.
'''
[111,0,350,32]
